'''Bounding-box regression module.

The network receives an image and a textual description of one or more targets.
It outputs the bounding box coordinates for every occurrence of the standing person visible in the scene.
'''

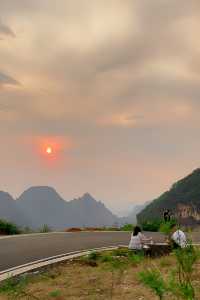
[171,225,187,248]
[163,209,171,222]
[128,226,153,251]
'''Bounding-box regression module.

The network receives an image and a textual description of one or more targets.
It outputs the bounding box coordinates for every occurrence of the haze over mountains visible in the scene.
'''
[0,187,124,229]
[1,168,199,229]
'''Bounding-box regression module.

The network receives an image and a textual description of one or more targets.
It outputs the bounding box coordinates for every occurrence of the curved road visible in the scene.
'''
[0,231,165,272]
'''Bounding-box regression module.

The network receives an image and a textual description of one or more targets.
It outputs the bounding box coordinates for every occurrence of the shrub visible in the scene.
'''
[120,224,134,231]
[159,218,177,236]
[87,251,101,261]
[172,244,198,299]
[0,219,20,235]
[80,251,101,267]
[0,276,28,297]
[141,220,162,232]
[39,224,51,233]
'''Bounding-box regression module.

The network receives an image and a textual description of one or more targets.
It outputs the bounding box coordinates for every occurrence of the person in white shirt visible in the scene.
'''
[128,226,153,251]
[171,226,187,248]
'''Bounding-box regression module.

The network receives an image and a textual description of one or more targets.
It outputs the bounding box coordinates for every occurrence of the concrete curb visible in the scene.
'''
[0,245,127,282]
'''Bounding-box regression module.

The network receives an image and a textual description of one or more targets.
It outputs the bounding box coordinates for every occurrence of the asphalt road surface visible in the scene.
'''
[0,231,164,272]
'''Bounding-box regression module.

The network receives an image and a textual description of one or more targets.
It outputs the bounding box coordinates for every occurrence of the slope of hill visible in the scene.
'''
[137,168,200,225]
[16,187,118,229]
[17,186,73,229]
[0,192,26,226]
[67,193,118,227]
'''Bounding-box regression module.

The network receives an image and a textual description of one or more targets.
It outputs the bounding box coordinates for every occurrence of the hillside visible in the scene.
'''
[67,193,118,227]
[137,168,200,225]
[17,187,73,229]
[0,192,27,226]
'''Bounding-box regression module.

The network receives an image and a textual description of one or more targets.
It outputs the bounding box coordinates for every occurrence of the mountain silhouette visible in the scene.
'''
[3,187,118,229]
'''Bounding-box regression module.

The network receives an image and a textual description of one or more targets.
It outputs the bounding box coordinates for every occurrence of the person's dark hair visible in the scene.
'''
[133,226,142,236]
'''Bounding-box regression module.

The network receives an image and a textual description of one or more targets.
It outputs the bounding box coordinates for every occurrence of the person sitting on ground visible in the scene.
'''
[128,226,153,251]
[170,225,187,249]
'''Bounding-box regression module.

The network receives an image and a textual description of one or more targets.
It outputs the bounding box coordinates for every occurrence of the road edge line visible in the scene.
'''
[0,245,127,282]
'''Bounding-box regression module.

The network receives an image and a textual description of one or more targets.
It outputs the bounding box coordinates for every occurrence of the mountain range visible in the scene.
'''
[7,167,200,230]
[0,187,124,229]
[3,167,199,230]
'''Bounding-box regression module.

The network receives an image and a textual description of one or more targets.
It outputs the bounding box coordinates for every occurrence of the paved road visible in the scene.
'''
[0,231,164,272]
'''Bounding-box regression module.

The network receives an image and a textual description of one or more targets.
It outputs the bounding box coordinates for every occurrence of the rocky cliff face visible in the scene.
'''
[175,203,200,225]
[137,168,200,225]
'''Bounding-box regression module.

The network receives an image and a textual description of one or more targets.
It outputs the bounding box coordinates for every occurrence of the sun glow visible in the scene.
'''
[46,146,52,154]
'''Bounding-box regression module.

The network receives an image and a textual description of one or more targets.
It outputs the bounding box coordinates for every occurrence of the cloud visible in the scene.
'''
[0,20,15,38]
[0,72,19,87]
[0,0,200,209]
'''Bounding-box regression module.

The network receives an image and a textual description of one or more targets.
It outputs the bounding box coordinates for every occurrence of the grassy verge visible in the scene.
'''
[0,248,200,300]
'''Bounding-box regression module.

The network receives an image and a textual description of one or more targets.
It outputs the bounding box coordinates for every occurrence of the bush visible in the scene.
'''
[120,224,134,231]
[87,251,101,261]
[141,220,162,232]
[0,219,20,235]
[0,276,28,297]
[159,218,177,235]
[39,224,51,233]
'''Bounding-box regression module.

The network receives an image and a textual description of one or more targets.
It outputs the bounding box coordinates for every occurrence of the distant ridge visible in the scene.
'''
[0,187,119,229]
[137,168,200,226]
[1,168,199,229]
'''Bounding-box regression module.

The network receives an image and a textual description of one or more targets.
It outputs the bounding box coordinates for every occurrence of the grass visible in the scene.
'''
[48,289,62,298]
[139,268,167,300]
[0,248,200,300]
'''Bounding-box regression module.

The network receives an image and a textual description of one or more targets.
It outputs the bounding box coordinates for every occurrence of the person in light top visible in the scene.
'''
[128,226,153,251]
[171,225,187,248]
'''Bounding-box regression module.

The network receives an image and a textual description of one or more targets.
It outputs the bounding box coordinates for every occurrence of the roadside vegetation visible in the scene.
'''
[0,219,21,235]
[141,218,177,232]
[1,244,200,300]
[0,218,177,235]
[0,220,54,236]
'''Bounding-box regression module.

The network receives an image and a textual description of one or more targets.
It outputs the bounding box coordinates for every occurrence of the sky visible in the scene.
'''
[0,0,200,215]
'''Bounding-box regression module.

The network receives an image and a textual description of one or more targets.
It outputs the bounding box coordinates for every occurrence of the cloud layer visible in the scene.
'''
[0,0,200,213]
[0,19,15,38]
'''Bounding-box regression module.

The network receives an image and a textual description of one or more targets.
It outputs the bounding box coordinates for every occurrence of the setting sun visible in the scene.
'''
[46,147,52,154]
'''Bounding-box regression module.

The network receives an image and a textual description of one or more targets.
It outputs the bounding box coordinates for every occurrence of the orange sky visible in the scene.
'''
[0,0,200,215]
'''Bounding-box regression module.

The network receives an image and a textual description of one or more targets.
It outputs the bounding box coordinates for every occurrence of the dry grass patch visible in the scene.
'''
[0,248,199,300]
